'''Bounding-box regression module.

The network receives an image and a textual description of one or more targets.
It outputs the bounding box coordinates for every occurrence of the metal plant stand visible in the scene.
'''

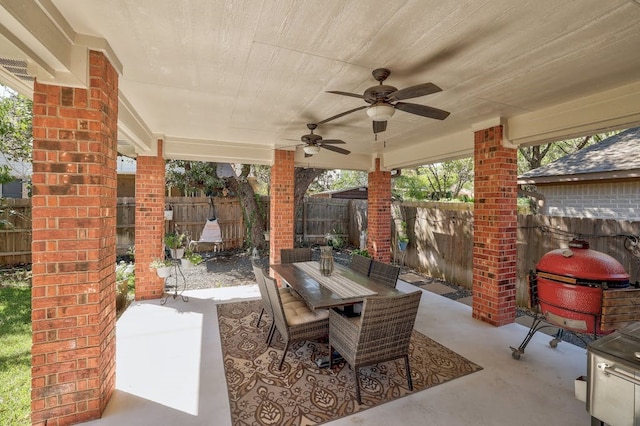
[161,259,188,305]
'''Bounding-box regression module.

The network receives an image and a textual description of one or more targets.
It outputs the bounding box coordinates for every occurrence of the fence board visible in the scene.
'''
[0,198,32,265]
[298,198,350,244]
[166,196,244,251]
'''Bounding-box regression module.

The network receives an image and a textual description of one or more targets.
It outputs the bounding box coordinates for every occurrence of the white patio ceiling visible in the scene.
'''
[1,0,639,171]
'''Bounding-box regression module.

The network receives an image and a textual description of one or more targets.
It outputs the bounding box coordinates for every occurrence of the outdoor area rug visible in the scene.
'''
[217,300,482,426]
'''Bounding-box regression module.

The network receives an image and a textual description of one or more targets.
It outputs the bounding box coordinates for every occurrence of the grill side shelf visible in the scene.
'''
[601,288,640,331]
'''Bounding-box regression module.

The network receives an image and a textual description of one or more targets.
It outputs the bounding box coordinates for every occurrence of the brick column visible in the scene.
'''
[134,140,166,300]
[367,158,392,263]
[31,50,118,425]
[472,125,517,326]
[269,150,295,265]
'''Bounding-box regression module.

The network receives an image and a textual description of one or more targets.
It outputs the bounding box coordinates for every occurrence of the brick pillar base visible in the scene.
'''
[472,125,517,326]
[31,50,118,425]
[135,140,166,300]
[270,150,295,266]
[367,158,392,263]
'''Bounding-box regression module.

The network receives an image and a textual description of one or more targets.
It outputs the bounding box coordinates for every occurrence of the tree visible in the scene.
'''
[0,88,32,183]
[165,160,323,248]
[518,132,618,174]
[166,160,224,196]
[218,163,324,248]
[393,158,474,201]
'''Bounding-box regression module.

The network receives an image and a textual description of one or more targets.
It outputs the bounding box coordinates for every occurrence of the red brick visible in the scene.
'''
[472,125,517,326]
[31,50,117,425]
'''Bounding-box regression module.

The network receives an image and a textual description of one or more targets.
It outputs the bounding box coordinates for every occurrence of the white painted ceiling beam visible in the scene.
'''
[507,81,640,146]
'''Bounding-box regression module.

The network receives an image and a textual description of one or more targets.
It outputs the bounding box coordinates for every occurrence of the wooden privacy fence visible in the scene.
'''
[0,198,31,265]
[259,196,353,245]
[5,195,640,310]
[392,202,640,307]
[297,198,350,244]
[117,196,245,254]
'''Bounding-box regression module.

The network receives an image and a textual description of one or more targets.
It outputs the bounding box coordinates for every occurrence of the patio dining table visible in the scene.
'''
[271,260,401,311]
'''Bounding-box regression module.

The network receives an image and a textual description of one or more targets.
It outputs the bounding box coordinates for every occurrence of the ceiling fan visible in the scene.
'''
[325,68,450,134]
[296,123,350,157]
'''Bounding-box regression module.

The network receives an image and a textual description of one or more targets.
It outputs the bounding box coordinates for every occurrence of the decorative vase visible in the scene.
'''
[398,241,408,251]
[170,248,184,259]
[319,246,334,276]
[155,266,172,278]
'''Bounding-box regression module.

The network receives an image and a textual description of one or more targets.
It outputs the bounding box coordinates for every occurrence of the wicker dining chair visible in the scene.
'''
[350,254,372,276]
[264,273,329,370]
[329,290,422,404]
[251,260,297,342]
[369,260,401,288]
[280,247,312,263]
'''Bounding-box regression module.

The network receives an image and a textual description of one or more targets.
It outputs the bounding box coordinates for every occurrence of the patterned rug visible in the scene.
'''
[218,300,482,426]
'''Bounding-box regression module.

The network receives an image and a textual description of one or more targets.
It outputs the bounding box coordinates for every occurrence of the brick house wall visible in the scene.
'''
[539,181,640,219]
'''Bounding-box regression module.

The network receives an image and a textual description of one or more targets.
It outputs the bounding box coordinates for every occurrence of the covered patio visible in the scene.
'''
[0,1,639,424]
[81,280,591,425]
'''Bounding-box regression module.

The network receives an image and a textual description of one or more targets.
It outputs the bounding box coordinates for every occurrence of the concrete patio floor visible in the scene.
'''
[82,280,592,426]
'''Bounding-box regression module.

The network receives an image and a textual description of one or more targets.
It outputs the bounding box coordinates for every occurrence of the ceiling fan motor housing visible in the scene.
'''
[364,85,397,104]
[302,134,322,144]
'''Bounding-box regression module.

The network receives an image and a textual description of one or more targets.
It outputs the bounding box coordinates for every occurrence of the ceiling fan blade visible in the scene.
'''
[389,82,442,101]
[321,145,350,155]
[326,90,363,99]
[373,120,387,134]
[319,139,346,144]
[318,105,367,124]
[395,102,450,120]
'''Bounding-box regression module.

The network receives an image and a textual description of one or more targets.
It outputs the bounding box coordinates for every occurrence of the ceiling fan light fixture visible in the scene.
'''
[303,145,321,155]
[367,102,395,121]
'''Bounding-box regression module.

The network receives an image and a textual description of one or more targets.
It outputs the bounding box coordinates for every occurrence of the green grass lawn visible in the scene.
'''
[0,271,32,426]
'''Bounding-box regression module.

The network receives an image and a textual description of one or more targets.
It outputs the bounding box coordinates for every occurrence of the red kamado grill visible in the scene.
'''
[511,239,639,360]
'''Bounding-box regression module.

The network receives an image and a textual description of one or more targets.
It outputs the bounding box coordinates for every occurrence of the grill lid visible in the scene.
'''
[536,240,629,283]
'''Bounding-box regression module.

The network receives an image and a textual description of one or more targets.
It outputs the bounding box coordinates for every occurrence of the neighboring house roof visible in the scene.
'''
[518,127,640,184]
[310,186,368,199]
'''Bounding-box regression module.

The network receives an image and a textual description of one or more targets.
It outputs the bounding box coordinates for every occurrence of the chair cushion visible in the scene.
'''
[284,304,329,325]
[279,289,297,304]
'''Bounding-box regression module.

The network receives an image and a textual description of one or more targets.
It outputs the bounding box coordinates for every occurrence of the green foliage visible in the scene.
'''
[0,89,33,164]
[330,170,368,190]
[150,258,172,269]
[164,232,187,249]
[115,261,135,288]
[185,251,203,265]
[393,173,431,200]
[252,165,271,195]
[393,158,474,201]
[324,228,345,249]
[165,160,226,195]
[397,221,409,243]
[351,248,370,258]
[0,276,32,425]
